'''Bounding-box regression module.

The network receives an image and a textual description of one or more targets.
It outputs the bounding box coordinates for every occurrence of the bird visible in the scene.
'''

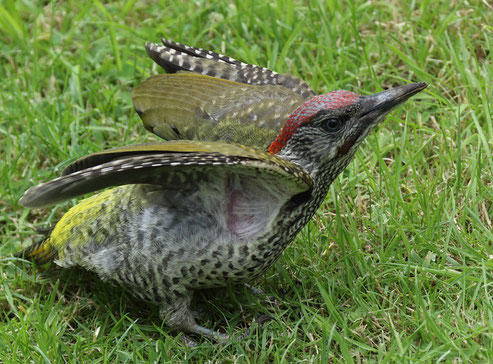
[16,38,427,342]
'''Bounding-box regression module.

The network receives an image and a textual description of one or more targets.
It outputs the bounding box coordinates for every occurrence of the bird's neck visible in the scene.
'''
[270,148,356,243]
[286,163,339,223]
[247,151,355,278]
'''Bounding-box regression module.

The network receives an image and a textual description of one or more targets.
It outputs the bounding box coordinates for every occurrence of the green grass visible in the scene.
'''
[1,0,492,361]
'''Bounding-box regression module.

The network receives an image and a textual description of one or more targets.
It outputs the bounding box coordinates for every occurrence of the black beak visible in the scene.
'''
[360,82,428,118]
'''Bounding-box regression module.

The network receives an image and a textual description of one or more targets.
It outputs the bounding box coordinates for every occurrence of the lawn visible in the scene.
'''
[1,0,492,362]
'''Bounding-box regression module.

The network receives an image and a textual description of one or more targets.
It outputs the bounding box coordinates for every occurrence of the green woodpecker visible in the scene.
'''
[17,38,427,342]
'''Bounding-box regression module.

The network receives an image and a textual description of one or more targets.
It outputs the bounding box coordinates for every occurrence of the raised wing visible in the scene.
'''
[146,39,316,99]
[132,73,306,148]
[133,39,316,148]
[19,141,313,208]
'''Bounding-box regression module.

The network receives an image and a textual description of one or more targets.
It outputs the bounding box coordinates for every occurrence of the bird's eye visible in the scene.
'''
[322,118,341,133]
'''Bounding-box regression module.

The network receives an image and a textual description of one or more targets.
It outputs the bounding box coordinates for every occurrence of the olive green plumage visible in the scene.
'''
[133,73,306,147]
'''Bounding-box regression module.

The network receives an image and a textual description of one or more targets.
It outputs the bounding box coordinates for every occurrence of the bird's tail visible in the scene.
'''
[14,235,57,265]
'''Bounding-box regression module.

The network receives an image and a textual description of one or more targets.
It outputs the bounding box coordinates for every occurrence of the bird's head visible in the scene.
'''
[268,82,427,177]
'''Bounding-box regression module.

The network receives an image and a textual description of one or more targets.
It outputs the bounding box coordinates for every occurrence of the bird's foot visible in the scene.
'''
[178,321,230,346]
[244,283,279,305]
[180,315,275,346]
[237,314,276,340]
[179,334,198,347]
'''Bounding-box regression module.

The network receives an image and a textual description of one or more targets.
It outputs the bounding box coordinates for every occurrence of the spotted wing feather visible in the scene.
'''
[19,141,313,208]
[146,39,315,99]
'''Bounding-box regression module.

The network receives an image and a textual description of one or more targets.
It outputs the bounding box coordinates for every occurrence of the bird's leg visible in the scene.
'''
[161,291,275,346]
[160,295,230,346]
[182,321,230,343]
[244,282,265,295]
[177,311,274,345]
